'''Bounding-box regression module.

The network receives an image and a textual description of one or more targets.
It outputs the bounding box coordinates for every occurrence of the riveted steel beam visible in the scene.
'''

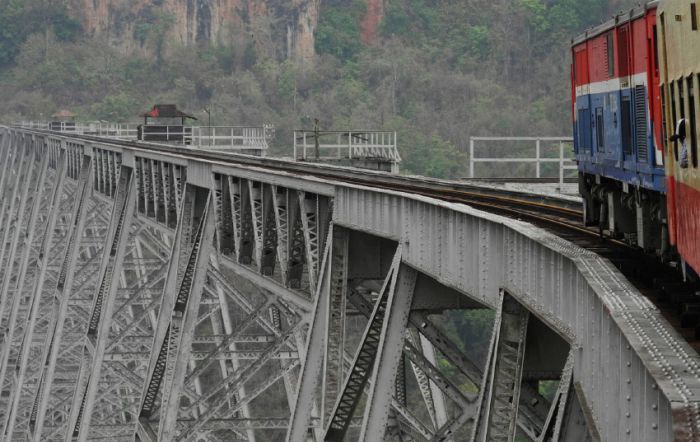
[137,183,216,442]
[68,165,137,441]
[31,153,94,442]
[324,247,402,441]
[471,290,529,442]
[1,148,66,441]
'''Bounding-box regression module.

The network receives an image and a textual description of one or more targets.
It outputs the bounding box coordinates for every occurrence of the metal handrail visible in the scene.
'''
[13,122,270,154]
[293,130,401,163]
[469,136,576,186]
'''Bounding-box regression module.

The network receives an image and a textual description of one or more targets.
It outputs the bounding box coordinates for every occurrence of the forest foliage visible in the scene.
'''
[0,0,638,179]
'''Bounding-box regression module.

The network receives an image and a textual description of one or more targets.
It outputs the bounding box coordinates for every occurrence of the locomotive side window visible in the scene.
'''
[575,47,589,85]
[692,75,699,167]
[653,26,659,73]
[606,32,615,78]
[679,79,686,120]
[671,82,679,160]
[617,25,631,77]
[662,88,668,154]
[596,107,605,151]
[578,109,592,152]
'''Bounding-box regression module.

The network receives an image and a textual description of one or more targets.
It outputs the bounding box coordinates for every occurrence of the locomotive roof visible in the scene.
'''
[572,0,659,46]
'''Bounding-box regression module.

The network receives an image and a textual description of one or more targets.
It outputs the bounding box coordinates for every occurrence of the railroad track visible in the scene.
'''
[460,177,579,184]
[14,128,700,351]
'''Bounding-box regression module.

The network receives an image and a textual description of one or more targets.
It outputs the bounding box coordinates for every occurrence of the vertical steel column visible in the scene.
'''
[31,154,93,441]
[272,185,289,285]
[538,351,574,441]
[417,334,449,428]
[210,254,257,442]
[298,192,319,294]
[2,150,67,440]
[0,142,47,429]
[471,291,530,442]
[137,184,216,441]
[286,224,334,442]
[249,180,264,271]
[323,248,402,442]
[358,264,417,441]
[0,140,32,325]
[67,166,136,441]
[321,227,349,427]
[0,131,17,205]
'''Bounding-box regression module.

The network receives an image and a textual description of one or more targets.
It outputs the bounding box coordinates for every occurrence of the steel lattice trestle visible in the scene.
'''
[0,127,697,442]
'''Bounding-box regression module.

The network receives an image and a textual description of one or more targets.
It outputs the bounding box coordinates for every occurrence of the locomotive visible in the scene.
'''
[572,0,700,274]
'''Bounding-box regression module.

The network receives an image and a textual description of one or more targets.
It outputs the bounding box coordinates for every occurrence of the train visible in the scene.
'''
[572,0,700,274]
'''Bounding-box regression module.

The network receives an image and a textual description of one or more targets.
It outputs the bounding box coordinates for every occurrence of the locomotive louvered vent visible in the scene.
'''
[635,86,649,162]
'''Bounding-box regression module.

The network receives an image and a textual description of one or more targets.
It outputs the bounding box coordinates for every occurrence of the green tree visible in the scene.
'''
[387,117,467,179]
[92,93,140,121]
[277,60,297,103]
[0,0,27,65]
[315,3,365,60]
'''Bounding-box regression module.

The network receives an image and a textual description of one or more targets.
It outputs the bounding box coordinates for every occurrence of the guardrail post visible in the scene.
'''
[469,138,475,178]
[535,139,541,178]
[559,140,565,188]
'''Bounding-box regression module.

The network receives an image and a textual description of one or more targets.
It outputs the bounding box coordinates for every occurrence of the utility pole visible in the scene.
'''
[203,107,211,129]
[314,118,320,160]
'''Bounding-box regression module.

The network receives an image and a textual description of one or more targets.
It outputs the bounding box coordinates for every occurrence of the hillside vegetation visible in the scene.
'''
[0,0,639,178]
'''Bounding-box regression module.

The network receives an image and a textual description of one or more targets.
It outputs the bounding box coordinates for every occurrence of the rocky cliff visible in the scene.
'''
[69,0,322,61]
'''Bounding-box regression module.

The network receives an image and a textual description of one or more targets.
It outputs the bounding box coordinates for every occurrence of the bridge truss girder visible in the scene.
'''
[0,127,696,442]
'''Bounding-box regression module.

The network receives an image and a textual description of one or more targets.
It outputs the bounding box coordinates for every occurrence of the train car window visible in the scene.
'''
[679,80,686,120]
[617,25,631,77]
[575,48,589,85]
[606,32,615,78]
[692,4,698,31]
[622,96,633,155]
[671,82,679,160]
[662,88,668,153]
[578,109,592,151]
[596,107,605,151]
[653,26,659,72]
[691,76,699,167]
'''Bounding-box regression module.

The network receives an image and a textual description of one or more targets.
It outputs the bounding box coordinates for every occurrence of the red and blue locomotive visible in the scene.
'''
[572,2,669,259]
[574,0,700,275]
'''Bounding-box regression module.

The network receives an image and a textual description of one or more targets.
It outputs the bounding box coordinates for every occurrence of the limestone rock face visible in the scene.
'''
[70,0,321,61]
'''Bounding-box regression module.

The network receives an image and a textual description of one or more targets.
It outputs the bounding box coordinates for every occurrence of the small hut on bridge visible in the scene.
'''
[138,104,197,144]
[49,110,76,132]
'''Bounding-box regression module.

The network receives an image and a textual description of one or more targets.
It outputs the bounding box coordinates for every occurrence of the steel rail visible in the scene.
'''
[13,127,582,214]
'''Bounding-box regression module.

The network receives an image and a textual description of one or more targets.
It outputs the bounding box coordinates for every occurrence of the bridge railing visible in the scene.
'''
[14,121,138,139]
[294,130,401,163]
[468,136,577,185]
[190,126,270,153]
[138,126,269,155]
[13,121,270,155]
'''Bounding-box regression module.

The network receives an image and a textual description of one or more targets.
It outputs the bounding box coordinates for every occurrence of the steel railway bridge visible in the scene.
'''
[0,126,697,442]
